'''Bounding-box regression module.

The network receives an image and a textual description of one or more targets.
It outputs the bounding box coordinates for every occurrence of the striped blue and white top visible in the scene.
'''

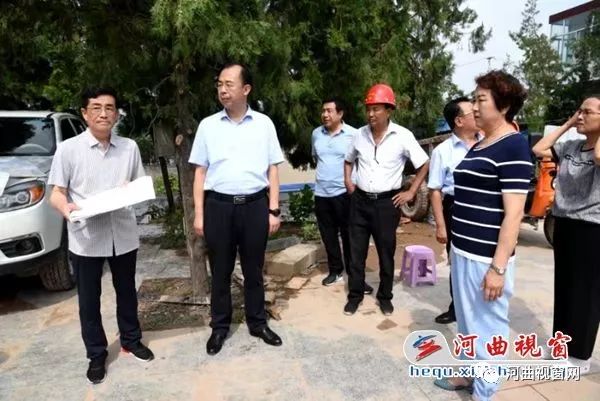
[452,132,532,263]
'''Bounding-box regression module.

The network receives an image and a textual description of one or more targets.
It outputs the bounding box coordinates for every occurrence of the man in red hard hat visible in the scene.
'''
[343,83,429,316]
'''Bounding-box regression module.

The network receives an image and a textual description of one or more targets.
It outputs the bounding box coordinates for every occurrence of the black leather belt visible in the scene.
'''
[355,187,399,200]
[206,189,267,204]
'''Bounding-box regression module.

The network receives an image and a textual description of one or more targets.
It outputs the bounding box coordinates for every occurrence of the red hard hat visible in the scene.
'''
[364,84,396,109]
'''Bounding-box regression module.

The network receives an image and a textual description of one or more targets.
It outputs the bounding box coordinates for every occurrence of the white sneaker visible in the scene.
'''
[567,357,591,375]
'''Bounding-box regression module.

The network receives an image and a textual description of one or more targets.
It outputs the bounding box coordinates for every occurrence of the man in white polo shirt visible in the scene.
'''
[343,84,429,316]
[190,63,284,355]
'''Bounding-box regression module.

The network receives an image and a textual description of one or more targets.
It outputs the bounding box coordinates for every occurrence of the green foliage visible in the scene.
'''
[135,134,156,164]
[288,185,315,224]
[469,24,492,53]
[300,222,320,242]
[148,205,186,249]
[154,174,180,196]
[1,0,488,161]
[508,0,564,131]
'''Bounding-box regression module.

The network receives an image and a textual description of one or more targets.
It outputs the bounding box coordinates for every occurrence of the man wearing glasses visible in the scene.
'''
[343,84,429,316]
[48,87,154,385]
[428,97,481,325]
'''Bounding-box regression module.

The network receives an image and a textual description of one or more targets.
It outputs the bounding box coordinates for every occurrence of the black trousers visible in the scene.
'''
[204,193,269,334]
[442,195,455,316]
[347,191,400,303]
[314,193,351,275]
[70,249,141,360]
[552,217,600,360]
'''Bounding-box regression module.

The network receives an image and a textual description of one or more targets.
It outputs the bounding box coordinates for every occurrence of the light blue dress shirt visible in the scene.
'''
[188,107,285,195]
[427,133,481,196]
[311,123,357,197]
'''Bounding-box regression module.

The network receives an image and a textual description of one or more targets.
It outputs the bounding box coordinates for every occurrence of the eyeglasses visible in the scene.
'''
[459,111,474,118]
[577,109,600,117]
[87,105,117,115]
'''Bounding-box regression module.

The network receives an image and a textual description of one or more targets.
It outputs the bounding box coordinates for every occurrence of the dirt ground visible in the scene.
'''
[366,220,445,272]
[136,220,443,331]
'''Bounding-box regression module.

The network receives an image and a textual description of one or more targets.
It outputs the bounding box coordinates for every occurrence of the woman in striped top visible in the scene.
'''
[434,70,531,401]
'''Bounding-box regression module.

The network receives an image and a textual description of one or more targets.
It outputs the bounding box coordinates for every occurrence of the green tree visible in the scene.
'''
[509,0,564,131]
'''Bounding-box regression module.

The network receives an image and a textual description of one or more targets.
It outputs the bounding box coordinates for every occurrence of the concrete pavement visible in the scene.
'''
[0,224,599,401]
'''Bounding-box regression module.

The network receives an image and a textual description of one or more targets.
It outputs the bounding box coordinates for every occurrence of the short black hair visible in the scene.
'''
[80,87,119,109]
[219,63,253,86]
[322,97,346,114]
[443,96,471,130]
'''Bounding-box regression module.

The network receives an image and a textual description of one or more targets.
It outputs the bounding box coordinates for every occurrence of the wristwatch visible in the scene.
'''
[489,263,506,275]
[269,208,281,217]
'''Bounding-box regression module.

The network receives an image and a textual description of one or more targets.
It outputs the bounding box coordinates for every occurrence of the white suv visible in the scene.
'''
[0,111,86,290]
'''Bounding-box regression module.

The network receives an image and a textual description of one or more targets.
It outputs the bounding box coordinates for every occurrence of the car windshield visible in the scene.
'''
[0,117,56,156]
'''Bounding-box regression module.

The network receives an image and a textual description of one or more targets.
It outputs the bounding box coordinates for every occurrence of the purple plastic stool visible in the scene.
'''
[400,245,437,287]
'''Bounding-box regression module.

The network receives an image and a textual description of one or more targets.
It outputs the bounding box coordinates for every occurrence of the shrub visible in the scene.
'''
[300,222,320,241]
[288,185,314,224]
[154,174,179,196]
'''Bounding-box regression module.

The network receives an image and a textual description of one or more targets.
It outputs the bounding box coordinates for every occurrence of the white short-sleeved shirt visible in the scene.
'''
[47,129,145,257]
[427,133,481,196]
[188,107,285,195]
[345,121,429,193]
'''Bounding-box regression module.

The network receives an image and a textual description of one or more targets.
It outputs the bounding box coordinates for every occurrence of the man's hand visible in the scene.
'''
[269,214,281,235]
[435,225,448,244]
[62,203,80,220]
[345,181,356,194]
[392,190,415,208]
[482,269,505,302]
[194,214,204,237]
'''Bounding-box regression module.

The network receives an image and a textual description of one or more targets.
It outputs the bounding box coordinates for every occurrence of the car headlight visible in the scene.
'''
[0,181,45,212]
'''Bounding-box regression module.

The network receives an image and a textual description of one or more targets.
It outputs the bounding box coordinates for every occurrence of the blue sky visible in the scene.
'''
[450,0,584,92]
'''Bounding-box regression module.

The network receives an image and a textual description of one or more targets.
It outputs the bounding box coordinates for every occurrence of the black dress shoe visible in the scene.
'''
[249,326,282,346]
[206,332,227,355]
[364,283,374,295]
[434,311,456,324]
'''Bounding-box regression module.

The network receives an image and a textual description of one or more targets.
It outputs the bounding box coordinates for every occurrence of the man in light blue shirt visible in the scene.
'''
[311,98,373,293]
[190,63,285,355]
[427,96,480,324]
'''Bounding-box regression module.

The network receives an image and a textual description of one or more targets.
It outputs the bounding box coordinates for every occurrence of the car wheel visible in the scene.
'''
[39,231,75,291]
[400,175,430,222]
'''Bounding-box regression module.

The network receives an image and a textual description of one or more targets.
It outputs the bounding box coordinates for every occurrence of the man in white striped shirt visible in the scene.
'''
[49,87,154,385]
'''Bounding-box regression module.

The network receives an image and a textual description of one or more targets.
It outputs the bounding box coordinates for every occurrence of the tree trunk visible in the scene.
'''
[174,62,210,303]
